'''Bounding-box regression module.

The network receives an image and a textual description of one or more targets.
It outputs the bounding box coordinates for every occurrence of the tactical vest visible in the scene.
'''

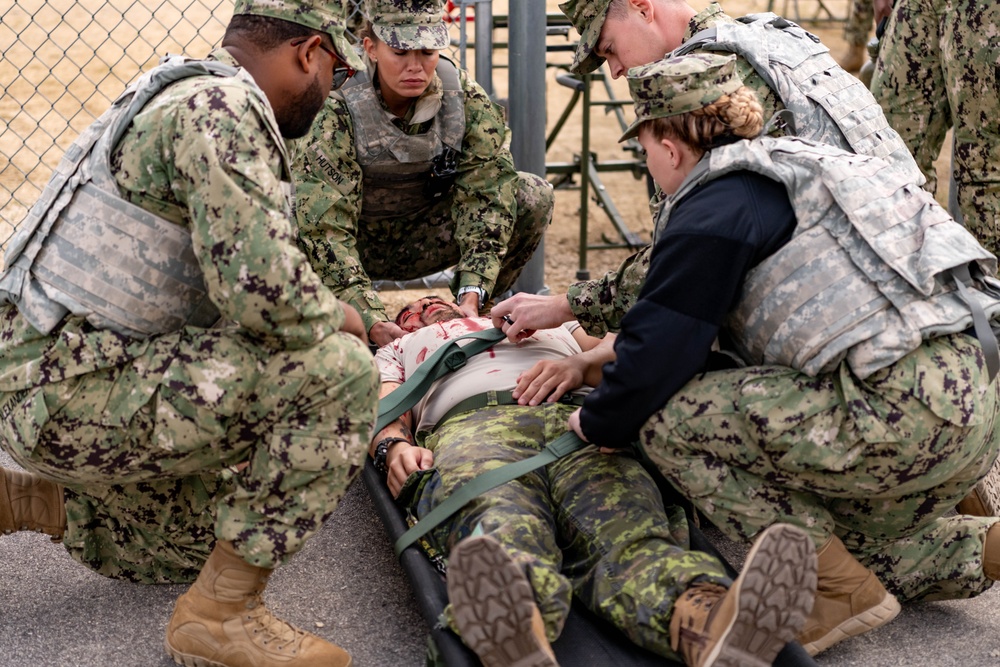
[339,57,465,224]
[0,55,293,338]
[670,137,1000,379]
[673,13,923,186]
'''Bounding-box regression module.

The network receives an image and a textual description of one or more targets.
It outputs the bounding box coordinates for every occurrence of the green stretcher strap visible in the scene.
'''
[393,430,589,558]
[375,327,506,434]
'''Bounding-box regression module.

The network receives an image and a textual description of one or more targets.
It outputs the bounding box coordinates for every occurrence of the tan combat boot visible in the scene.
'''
[957,456,1000,517]
[798,535,900,656]
[165,540,352,667]
[447,534,558,667]
[0,466,66,541]
[836,43,867,72]
[669,523,817,667]
[984,522,1000,581]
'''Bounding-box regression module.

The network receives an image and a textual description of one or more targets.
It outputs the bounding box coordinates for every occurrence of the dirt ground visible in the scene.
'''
[0,0,952,320]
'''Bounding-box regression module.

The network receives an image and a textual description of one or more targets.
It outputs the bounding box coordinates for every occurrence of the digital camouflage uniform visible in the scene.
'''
[0,48,379,584]
[561,1,919,336]
[405,404,729,663]
[293,58,552,335]
[871,0,1000,255]
[642,333,1000,603]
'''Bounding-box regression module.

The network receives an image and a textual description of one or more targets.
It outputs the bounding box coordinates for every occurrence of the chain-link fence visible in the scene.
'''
[0,0,477,266]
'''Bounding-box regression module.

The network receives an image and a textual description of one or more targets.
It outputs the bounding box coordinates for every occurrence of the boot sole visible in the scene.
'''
[801,589,900,657]
[0,467,65,540]
[164,640,226,667]
[703,523,818,667]
[164,637,354,667]
[447,535,558,667]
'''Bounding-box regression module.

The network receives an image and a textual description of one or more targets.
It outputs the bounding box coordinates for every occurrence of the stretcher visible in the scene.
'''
[363,458,820,666]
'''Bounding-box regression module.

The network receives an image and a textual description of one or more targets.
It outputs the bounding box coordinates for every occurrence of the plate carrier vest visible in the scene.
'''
[338,57,465,224]
[673,13,923,185]
[0,55,292,338]
[669,137,1000,380]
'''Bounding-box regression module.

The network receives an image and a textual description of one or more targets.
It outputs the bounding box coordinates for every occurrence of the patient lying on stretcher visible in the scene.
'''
[368,296,818,667]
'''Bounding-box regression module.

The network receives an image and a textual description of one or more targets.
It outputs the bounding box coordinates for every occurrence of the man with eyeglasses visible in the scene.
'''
[0,1,379,666]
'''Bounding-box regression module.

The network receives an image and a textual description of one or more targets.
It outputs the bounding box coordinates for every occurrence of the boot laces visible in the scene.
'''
[245,594,307,652]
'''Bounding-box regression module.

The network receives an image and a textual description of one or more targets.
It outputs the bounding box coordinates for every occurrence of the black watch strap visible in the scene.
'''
[374,437,410,474]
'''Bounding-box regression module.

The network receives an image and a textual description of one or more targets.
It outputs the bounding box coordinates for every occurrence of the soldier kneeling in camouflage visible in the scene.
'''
[498,53,1000,658]
[292,0,554,349]
[371,296,818,667]
[0,1,380,666]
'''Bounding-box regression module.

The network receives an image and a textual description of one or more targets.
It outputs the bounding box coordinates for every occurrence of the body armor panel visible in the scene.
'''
[340,57,465,224]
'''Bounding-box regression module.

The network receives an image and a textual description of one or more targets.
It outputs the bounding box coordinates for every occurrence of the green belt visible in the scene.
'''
[435,388,587,429]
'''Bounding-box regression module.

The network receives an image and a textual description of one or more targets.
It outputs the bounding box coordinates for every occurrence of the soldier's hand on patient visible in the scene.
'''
[491,293,573,342]
[514,358,585,405]
[386,443,434,498]
[370,320,406,347]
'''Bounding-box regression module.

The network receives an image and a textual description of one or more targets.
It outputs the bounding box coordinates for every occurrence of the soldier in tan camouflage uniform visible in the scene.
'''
[292,0,553,348]
[870,0,1000,257]
[542,53,1000,657]
[0,1,379,666]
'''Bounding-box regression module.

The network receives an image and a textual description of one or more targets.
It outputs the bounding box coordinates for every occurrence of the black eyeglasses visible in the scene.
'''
[292,37,356,91]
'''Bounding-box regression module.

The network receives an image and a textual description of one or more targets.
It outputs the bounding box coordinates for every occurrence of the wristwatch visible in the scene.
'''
[373,437,409,474]
[456,285,487,307]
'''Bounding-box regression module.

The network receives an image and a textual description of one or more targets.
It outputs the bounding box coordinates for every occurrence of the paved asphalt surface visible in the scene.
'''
[3,448,1000,667]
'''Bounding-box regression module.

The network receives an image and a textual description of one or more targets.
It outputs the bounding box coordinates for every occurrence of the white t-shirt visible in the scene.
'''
[375,317,588,433]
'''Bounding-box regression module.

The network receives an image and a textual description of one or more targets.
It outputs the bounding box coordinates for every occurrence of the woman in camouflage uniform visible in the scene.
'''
[556,52,1000,658]
[293,0,553,348]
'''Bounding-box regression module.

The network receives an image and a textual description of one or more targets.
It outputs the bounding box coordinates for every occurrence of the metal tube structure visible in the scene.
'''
[473,0,494,98]
[507,0,548,295]
[457,0,494,98]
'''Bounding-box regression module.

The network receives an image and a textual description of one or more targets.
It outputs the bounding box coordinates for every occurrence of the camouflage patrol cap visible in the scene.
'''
[233,0,365,70]
[365,0,450,50]
[619,53,743,141]
[559,0,613,74]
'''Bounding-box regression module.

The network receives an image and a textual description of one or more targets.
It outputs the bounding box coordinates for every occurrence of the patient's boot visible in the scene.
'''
[165,540,352,667]
[957,457,1000,517]
[0,466,66,541]
[669,523,817,667]
[798,535,900,656]
[447,534,558,667]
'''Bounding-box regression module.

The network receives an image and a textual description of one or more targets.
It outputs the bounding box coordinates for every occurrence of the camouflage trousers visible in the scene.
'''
[843,0,875,47]
[357,171,552,298]
[0,316,379,583]
[402,403,729,662]
[871,0,1000,254]
[642,333,1000,603]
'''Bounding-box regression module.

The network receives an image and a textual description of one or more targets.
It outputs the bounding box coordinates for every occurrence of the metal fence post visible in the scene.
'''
[508,0,548,295]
